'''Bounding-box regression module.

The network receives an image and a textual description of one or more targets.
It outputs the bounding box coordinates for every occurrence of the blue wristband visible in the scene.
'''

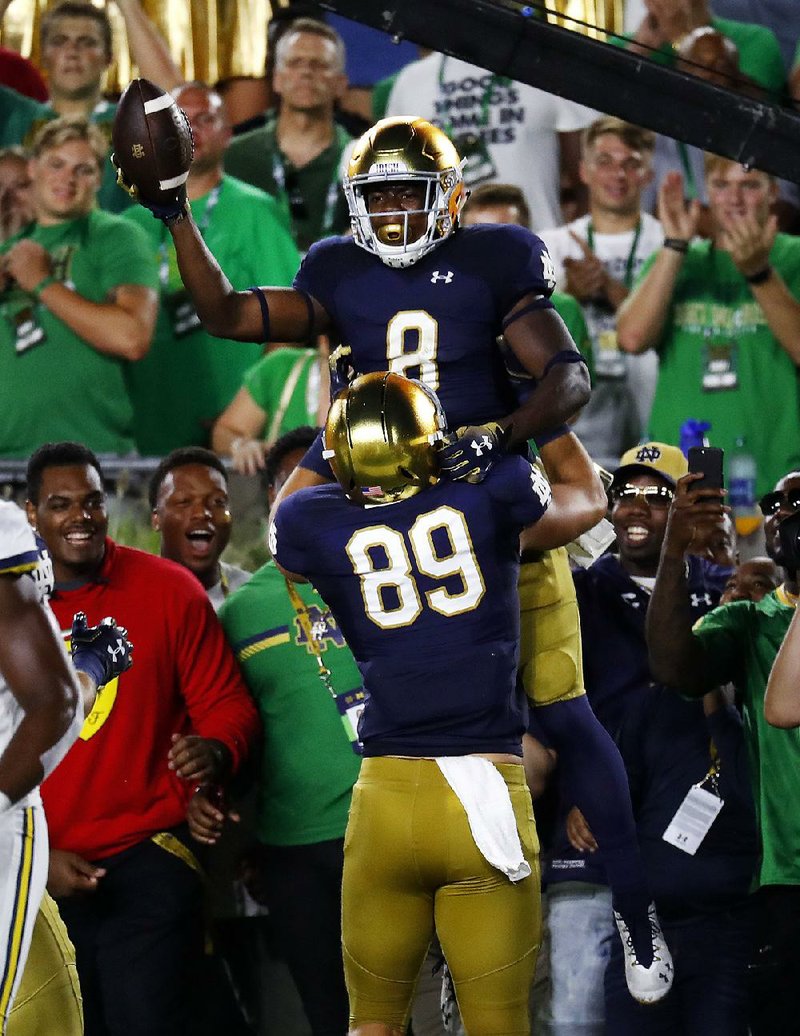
[71,649,106,689]
[533,424,570,450]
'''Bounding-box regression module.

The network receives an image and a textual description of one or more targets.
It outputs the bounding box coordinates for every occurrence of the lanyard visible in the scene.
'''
[586,218,642,289]
[284,577,338,702]
[272,149,341,242]
[158,182,222,287]
[437,55,508,136]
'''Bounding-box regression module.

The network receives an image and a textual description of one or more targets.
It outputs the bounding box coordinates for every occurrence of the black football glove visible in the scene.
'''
[71,612,133,689]
[328,344,357,398]
[111,153,188,225]
[436,422,507,484]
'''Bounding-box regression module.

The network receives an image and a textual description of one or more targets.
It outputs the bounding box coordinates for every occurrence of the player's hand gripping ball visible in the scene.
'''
[111,78,193,223]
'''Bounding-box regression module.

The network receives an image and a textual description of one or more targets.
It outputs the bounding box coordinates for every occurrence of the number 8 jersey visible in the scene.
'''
[294,222,556,429]
[271,455,551,757]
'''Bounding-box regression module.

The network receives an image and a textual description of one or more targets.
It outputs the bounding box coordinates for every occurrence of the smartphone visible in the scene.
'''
[687,446,724,496]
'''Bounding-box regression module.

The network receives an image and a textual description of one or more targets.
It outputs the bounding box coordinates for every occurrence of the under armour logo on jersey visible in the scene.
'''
[471,435,493,456]
[431,270,454,284]
[635,445,662,463]
[690,592,712,609]
[621,592,642,609]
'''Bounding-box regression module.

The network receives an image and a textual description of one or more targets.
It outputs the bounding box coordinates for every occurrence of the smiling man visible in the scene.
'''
[149,447,251,610]
[0,117,158,458]
[543,441,733,1033]
[24,440,259,1035]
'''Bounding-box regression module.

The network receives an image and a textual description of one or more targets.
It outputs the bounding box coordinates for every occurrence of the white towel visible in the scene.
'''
[436,757,531,883]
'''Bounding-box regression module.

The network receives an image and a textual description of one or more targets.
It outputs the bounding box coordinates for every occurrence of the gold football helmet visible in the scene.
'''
[343,116,466,269]
[323,371,446,505]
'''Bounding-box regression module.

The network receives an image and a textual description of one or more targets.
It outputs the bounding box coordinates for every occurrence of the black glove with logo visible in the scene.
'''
[436,422,507,483]
[71,612,133,688]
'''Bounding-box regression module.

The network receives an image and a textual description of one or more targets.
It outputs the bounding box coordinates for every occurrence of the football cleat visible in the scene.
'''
[614,902,674,1005]
[324,371,446,506]
[343,116,466,269]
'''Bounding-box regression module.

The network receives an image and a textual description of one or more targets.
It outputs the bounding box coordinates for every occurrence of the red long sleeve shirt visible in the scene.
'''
[42,539,260,860]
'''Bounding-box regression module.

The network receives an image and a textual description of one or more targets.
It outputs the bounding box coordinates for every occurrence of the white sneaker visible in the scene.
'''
[613,902,674,1005]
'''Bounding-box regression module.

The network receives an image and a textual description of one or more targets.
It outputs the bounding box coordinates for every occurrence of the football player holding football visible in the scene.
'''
[127,113,673,1005]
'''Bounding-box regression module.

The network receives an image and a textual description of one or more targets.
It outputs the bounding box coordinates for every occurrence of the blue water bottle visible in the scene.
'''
[679,419,711,458]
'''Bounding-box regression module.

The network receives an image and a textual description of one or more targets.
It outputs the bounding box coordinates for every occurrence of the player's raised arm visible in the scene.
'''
[520,431,607,550]
[112,78,330,344]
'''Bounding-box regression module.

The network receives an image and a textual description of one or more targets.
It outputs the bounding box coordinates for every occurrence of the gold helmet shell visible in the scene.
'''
[323,371,446,505]
[343,116,466,269]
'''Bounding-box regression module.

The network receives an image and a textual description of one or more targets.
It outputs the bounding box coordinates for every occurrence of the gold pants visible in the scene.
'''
[518,547,585,706]
[8,892,83,1036]
[342,757,540,1035]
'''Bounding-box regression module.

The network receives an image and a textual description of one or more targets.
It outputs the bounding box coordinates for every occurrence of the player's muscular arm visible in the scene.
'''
[170,216,330,342]
[0,574,81,805]
[520,432,607,549]
[502,301,591,445]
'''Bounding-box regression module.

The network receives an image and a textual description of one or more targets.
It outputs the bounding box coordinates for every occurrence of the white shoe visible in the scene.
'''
[613,902,674,1005]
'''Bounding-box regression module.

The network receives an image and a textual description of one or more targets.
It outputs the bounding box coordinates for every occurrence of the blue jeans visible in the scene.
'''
[604,906,753,1035]
[544,882,614,1036]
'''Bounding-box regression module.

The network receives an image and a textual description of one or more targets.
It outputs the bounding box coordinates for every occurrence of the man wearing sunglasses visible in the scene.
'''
[647,466,800,1035]
[544,441,740,1033]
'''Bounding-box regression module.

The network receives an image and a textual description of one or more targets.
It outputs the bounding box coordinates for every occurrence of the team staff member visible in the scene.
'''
[25,441,260,1036]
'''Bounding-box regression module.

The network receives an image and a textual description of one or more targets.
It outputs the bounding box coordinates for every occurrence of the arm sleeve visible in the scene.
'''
[270,494,314,577]
[298,429,334,479]
[173,587,261,774]
[487,455,551,527]
[293,238,339,322]
[493,225,557,312]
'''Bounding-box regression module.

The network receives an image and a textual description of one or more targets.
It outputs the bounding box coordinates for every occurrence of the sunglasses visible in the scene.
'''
[609,483,675,507]
[758,488,800,517]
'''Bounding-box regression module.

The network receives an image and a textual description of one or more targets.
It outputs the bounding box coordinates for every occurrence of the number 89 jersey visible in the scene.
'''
[294,223,556,429]
[271,455,551,757]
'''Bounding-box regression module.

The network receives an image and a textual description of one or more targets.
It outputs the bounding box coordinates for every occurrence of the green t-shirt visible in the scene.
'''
[219,562,363,846]
[611,16,786,97]
[123,176,301,455]
[243,346,320,441]
[642,234,800,496]
[224,113,352,253]
[0,85,130,214]
[693,592,800,886]
[0,210,158,457]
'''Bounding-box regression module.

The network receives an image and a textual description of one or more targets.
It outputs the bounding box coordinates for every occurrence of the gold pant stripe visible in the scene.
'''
[0,808,35,1027]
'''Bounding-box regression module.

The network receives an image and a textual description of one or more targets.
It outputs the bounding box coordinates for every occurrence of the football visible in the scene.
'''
[111,78,193,206]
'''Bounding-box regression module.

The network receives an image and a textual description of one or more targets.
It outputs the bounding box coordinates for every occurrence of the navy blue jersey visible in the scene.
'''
[271,455,551,757]
[295,223,555,430]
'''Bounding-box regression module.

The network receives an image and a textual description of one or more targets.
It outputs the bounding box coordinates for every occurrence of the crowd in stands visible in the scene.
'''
[2,0,800,1033]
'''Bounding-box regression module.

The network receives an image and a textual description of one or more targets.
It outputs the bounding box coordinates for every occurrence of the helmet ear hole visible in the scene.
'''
[397,466,414,481]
